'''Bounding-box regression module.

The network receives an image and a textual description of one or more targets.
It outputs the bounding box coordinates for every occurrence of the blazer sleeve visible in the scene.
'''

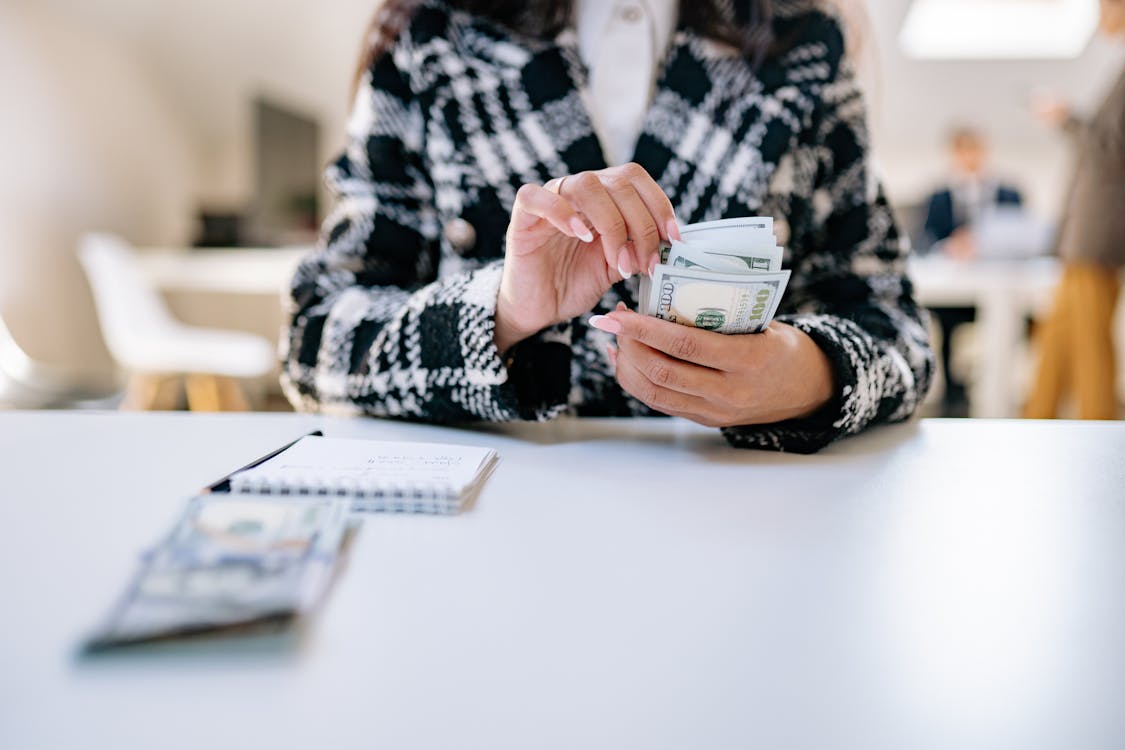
[281,42,561,423]
[723,62,936,454]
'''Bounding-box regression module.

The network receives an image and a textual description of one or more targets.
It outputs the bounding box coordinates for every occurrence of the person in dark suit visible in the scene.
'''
[924,185,1023,256]
[922,127,1023,416]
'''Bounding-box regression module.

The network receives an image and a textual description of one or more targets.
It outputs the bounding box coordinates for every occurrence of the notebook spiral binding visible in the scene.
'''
[228,474,459,515]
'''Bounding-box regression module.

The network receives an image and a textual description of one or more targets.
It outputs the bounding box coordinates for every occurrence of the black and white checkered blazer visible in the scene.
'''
[282,0,935,454]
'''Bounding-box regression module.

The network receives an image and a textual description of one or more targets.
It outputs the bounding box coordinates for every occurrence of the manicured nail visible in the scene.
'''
[570,217,594,243]
[616,301,628,312]
[667,220,683,242]
[588,315,623,334]
[648,255,658,275]
[607,346,618,366]
[617,247,634,279]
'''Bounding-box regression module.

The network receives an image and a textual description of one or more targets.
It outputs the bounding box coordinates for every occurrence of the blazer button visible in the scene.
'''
[443,218,477,255]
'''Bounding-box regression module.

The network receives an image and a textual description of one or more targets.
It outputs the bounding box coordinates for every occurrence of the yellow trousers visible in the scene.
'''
[1024,264,1120,420]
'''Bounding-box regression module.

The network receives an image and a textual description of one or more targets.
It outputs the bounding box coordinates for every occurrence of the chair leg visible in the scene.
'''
[215,376,251,412]
[185,374,250,412]
[122,374,182,411]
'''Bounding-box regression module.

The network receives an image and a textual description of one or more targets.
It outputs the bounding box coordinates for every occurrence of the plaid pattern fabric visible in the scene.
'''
[281,0,935,454]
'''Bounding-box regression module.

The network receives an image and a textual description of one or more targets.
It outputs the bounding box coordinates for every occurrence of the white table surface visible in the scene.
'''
[4,413,1122,750]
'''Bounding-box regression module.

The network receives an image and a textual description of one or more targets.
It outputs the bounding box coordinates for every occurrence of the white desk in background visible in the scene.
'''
[909,255,1061,419]
[2,413,1123,750]
[137,246,310,295]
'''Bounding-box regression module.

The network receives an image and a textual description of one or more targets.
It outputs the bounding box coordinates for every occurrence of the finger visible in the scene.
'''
[561,172,630,274]
[616,335,724,398]
[589,309,734,370]
[618,162,682,244]
[600,172,663,274]
[615,343,717,418]
[511,184,594,241]
[616,347,729,428]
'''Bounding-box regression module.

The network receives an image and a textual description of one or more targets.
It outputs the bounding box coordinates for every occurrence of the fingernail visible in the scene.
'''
[616,301,628,312]
[617,248,634,279]
[588,315,623,334]
[570,217,594,243]
[667,219,683,242]
[648,255,658,275]
[607,346,618,367]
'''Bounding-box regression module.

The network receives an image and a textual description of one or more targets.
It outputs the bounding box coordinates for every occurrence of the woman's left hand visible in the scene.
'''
[589,306,836,427]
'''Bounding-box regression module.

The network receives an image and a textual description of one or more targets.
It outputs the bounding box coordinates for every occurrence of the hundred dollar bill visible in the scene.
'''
[645,265,791,335]
[679,217,775,249]
[638,272,653,316]
[83,494,351,651]
[635,216,790,335]
[666,239,782,274]
[659,217,778,264]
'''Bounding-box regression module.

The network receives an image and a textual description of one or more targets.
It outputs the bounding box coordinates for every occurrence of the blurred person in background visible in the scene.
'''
[1024,0,1125,420]
[922,127,1024,416]
[923,128,1024,259]
[280,0,934,454]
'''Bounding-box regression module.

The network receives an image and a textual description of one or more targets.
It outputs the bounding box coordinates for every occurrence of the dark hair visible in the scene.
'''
[355,0,778,94]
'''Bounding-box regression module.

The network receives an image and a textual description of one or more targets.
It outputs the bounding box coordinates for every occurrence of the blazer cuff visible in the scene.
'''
[466,261,572,422]
[502,321,575,421]
[720,313,875,454]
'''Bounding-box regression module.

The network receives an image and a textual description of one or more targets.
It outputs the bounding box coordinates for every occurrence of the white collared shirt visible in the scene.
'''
[575,0,679,166]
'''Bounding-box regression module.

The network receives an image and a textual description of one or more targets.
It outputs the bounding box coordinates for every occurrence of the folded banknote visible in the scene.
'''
[637,217,790,335]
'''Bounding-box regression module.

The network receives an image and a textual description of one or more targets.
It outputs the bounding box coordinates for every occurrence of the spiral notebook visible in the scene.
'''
[207,433,499,514]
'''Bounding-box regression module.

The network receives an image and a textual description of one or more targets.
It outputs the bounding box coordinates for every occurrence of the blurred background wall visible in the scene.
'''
[0,0,196,372]
[0,0,373,376]
[866,1,1124,219]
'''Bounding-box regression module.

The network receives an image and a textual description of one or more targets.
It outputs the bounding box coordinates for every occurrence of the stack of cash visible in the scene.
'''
[83,494,351,651]
[638,218,791,335]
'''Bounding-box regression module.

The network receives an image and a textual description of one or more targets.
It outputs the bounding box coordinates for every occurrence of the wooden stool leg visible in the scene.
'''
[185,374,250,412]
[185,374,221,412]
[121,374,182,411]
[215,376,251,412]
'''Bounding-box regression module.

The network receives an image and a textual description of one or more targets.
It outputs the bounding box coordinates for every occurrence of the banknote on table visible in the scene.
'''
[638,217,791,335]
[83,494,351,651]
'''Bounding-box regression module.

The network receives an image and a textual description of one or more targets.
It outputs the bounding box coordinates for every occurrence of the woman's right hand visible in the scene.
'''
[494,163,682,353]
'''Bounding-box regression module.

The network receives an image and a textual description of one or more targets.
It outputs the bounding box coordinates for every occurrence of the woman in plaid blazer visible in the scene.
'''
[282,0,934,454]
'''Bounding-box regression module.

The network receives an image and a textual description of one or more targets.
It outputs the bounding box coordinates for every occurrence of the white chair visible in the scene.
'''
[0,312,121,409]
[78,233,276,411]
